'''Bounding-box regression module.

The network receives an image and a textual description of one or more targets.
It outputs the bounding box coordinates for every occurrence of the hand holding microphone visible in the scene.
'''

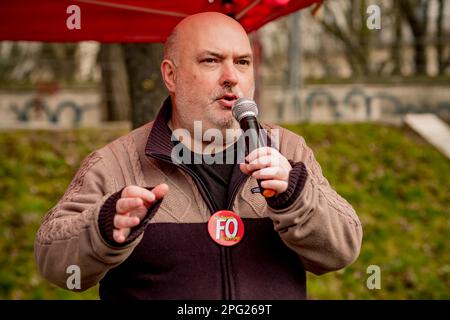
[232,98,292,198]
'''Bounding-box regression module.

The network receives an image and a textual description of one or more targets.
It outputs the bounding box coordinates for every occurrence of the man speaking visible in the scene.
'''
[35,12,362,299]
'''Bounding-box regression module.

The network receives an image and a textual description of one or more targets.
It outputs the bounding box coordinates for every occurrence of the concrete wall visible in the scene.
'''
[1,84,449,128]
[0,89,101,128]
[259,84,450,124]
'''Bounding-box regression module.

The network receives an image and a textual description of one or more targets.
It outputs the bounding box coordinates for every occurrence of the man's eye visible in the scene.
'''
[237,60,250,66]
[202,58,217,64]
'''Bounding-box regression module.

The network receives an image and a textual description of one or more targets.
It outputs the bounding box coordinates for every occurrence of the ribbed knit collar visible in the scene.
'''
[145,96,176,159]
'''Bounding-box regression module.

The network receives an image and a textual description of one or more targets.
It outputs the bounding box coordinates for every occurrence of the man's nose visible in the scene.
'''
[219,61,238,87]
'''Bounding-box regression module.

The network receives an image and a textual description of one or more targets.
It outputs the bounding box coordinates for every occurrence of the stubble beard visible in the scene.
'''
[174,89,239,133]
[205,104,238,130]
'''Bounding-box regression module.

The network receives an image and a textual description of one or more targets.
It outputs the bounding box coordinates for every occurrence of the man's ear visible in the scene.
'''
[161,59,176,93]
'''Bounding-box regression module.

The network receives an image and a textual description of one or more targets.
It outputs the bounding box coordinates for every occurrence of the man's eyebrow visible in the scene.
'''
[198,51,225,59]
[236,54,253,60]
[198,51,253,60]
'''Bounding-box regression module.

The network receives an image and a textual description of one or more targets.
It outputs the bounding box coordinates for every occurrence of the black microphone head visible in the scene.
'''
[232,97,258,121]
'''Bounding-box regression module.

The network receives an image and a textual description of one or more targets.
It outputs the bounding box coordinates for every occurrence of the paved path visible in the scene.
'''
[405,113,450,160]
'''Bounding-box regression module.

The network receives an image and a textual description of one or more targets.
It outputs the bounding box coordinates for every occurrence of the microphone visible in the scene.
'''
[232,97,277,198]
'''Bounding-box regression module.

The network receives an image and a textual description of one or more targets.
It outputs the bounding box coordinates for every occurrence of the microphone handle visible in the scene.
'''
[239,116,277,198]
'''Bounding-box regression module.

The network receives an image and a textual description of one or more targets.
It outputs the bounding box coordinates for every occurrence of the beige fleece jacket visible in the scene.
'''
[35,118,363,291]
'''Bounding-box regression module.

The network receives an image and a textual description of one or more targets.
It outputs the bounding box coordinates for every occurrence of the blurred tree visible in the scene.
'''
[398,0,450,76]
[398,0,430,75]
[436,0,450,75]
[122,43,167,129]
[391,0,403,75]
[39,43,78,83]
[312,0,449,77]
[316,0,373,77]
[278,12,302,121]
[99,44,130,121]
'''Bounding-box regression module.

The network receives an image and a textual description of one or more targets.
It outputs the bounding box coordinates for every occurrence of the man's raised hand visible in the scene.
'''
[113,183,169,243]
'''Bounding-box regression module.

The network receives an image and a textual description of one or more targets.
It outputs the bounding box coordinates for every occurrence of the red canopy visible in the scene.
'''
[0,0,319,43]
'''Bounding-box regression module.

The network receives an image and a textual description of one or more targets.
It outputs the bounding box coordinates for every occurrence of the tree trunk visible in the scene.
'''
[392,1,403,75]
[122,43,168,129]
[436,0,449,75]
[277,12,302,121]
[249,31,262,106]
[99,44,130,121]
[319,2,370,77]
[413,38,427,75]
[399,0,429,75]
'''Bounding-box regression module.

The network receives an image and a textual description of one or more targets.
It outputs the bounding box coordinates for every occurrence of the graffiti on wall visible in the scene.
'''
[9,97,96,125]
[278,87,450,122]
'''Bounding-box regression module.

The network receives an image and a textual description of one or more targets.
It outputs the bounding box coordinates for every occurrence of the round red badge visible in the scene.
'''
[207,210,245,246]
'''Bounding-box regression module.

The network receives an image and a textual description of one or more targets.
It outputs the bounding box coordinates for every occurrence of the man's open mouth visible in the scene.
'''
[217,93,238,108]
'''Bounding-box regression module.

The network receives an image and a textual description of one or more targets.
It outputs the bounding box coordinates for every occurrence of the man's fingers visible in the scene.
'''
[116,197,143,214]
[128,205,149,221]
[121,184,169,207]
[113,228,131,244]
[260,179,289,194]
[151,183,169,201]
[239,162,251,175]
[246,147,277,163]
[113,229,125,243]
[246,155,279,172]
[251,166,288,181]
[114,214,140,229]
[122,186,155,204]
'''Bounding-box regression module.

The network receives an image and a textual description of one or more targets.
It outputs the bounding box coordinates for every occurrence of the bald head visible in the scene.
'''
[164,12,251,63]
[160,11,255,133]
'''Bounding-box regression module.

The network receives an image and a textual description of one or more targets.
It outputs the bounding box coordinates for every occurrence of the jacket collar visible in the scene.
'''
[143,97,289,211]
[145,97,176,159]
[145,97,250,211]
[145,96,275,159]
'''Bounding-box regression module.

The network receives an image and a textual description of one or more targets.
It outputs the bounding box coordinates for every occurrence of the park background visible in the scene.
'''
[0,0,449,299]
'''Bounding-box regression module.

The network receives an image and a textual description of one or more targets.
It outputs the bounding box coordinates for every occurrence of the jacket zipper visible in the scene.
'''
[223,173,248,299]
[149,153,249,300]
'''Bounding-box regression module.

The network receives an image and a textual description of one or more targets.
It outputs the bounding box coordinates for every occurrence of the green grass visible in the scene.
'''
[0,123,449,299]
[0,128,128,299]
[284,123,450,299]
